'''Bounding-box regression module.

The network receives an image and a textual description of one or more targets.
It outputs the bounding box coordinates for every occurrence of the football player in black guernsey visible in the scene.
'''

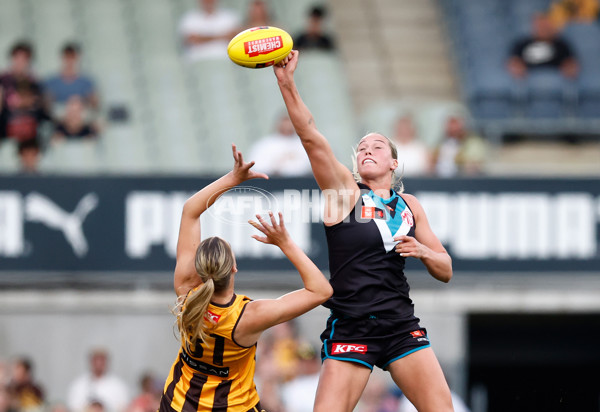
[274,51,454,412]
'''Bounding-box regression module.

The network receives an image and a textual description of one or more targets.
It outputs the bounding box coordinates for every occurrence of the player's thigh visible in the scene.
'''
[387,347,453,412]
[313,358,371,412]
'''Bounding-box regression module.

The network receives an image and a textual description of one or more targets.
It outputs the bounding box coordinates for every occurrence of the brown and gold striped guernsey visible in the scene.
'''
[159,293,261,412]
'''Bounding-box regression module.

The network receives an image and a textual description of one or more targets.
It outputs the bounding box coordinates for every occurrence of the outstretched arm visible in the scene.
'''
[274,51,356,193]
[173,144,268,296]
[234,212,333,346]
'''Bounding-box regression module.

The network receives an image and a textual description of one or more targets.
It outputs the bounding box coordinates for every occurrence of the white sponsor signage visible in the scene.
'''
[417,192,599,259]
[125,189,312,260]
[0,191,98,257]
[1,188,599,262]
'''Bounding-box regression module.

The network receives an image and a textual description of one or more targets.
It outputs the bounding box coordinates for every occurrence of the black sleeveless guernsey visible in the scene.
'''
[323,183,418,320]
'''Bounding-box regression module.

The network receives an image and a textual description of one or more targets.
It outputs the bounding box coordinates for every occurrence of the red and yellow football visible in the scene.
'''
[227,26,293,68]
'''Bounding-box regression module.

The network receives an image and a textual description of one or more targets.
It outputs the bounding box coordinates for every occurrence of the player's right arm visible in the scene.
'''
[274,51,356,194]
[234,211,333,347]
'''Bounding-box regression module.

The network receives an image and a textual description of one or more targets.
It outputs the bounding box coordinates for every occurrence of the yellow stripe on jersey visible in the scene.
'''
[159,294,260,412]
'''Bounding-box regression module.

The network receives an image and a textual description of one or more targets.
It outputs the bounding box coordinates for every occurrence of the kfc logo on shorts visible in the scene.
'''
[332,343,368,354]
[205,311,221,324]
[410,330,424,338]
[401,210,414,227]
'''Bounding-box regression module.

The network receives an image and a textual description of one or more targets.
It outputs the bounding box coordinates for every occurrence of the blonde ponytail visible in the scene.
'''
[174,237,235,348]
[178,278,215,346]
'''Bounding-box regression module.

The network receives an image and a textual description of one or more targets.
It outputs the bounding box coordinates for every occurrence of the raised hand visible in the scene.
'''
[248,211,291,247]
[231,143,269,183]
[273,50,299,84]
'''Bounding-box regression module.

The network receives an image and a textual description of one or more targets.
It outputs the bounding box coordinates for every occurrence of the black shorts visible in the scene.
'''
[320,312,431,370]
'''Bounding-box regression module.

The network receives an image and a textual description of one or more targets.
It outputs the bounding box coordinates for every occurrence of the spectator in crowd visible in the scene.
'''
[0,361,9,387]
[3,79,48,174]
[254,333,284,412]
[2,79,47,143]
[507,13,579,79]
[16,139,41,175]
[126,373,160,412]
[7,357,44,412]
[0,42,49,173]
[390,114,432,177]
[0,41,40,105]
[0,385,16,412]
[47,403,69,412]
[279,342,322,412]
[270,321,301,383]
[547,0,599,30]
[66,348,129,412]
[355,374,397,412]
[51,96,99,144]
[0,42,47,141]
[254,322,301,412]
[85,401,104,412]
[248,114,312,177]
[244,0,274,28]
[44,43,99,112]
[254,321,305,411]
[433,115,486,178]
[294,5,335,51]
[254,363,283,412]
[178,0,241,62]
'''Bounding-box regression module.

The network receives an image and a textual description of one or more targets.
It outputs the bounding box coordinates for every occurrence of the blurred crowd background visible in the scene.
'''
[1,0,599,411]
[1,0,598,177]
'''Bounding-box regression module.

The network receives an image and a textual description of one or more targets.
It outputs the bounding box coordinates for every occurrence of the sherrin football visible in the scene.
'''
[227,26,293,68]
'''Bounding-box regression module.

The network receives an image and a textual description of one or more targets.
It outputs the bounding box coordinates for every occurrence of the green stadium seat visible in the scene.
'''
[29,0,78,76]
[0,0,27,57]
[0,140,20,173]
[39,140,104,174]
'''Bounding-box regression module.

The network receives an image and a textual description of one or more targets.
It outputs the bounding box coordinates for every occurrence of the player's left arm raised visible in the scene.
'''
[394,194,452,283]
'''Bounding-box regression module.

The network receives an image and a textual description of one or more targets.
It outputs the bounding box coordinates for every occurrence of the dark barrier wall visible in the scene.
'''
[0,176,599,273]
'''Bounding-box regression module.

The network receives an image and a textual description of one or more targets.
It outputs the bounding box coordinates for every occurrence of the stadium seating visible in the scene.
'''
[0,0,354,175]
[360,99,471,148]
[29,0,78,75]
[294,51,357,159]
[39,140,103,174]
[0,139,19,173]
[0,0,27,59]
[3,0,596,174]
[563,23,600,118]
[440,0,600,139]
